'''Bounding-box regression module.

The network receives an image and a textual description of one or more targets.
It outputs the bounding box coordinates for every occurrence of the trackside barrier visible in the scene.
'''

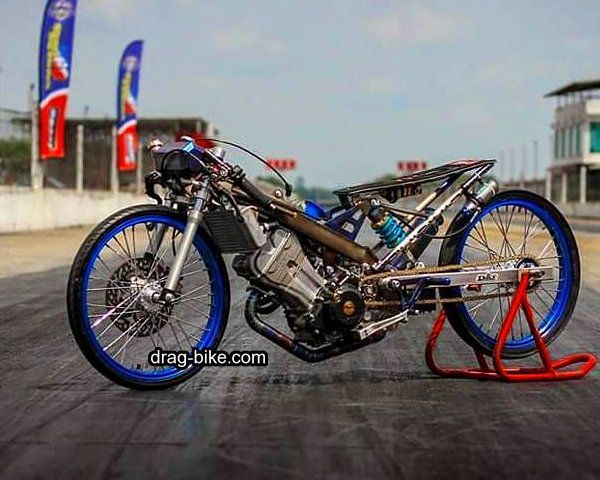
[426,271,597,381]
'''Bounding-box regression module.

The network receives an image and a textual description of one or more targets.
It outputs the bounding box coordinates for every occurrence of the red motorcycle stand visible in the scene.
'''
[425,271,597,381]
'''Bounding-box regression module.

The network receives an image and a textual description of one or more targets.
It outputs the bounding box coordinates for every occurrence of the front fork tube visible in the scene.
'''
[162,179,210,299]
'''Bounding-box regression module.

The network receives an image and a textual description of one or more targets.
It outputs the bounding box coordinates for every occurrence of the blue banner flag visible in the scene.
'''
[38,0,78,159]
[117,40,144,171]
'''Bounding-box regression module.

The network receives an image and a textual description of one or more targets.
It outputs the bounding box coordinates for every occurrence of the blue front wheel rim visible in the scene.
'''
[79,213,226,383]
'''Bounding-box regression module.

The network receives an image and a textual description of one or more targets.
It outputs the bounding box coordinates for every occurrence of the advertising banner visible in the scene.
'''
[117,40,143,171]
[38,0,78,160]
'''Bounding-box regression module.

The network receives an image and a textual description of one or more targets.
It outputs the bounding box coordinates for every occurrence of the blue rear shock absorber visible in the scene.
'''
[369,205,406,248]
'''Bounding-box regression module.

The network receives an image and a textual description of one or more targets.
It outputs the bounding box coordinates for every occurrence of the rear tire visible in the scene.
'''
[438,190,579,358]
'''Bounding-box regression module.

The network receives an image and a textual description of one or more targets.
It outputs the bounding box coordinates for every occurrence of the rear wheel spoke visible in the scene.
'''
[456,198,572,351]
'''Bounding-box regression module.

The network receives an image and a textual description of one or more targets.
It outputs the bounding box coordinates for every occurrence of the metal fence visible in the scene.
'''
[0,112,210,191]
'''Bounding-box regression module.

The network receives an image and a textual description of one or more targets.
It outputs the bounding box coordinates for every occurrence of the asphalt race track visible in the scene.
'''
[1,250,600,479]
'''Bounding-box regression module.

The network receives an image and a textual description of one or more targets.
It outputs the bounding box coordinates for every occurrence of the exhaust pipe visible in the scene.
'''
[244,290,385,363]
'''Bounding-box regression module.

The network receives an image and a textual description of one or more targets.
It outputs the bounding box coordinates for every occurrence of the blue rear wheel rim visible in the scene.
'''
[80,213,226,383]
[456,197,572,351]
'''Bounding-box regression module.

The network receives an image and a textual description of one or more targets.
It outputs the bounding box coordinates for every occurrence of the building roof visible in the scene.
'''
[68,116,206,129]
[545,79,600,97]
[11,115,209,132]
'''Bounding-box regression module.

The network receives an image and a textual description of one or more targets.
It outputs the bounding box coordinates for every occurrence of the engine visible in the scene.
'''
[233,227,374,346]
[232,228,327,312]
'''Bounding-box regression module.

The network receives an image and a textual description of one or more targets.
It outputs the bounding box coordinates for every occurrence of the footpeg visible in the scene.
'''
[355,310,408,340]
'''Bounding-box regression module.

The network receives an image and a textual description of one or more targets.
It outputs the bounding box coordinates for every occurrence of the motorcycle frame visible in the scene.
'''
[149,159,495,301]
[257,160,496,272]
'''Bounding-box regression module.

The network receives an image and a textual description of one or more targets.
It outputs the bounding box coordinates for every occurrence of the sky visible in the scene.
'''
[0,0,599,187]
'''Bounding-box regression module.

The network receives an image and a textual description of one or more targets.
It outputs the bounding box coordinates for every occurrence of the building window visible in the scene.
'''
[567,170,580,202]
[551,173,561,201]
[587,169,600,201]
[576,124,582,156]
[591,123,600,153]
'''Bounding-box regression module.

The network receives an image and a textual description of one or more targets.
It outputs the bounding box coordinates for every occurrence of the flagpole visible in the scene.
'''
[29,83,43,190]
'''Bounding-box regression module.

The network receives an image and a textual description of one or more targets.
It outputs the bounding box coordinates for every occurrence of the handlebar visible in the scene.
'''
[147,137,278,211]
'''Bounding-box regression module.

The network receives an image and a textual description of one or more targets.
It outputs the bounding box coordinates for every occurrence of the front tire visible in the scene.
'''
[67,205,230,389]
[438,190,580,358]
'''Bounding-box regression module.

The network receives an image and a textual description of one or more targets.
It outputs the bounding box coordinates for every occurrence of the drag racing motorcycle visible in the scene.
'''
[67,137,579,389]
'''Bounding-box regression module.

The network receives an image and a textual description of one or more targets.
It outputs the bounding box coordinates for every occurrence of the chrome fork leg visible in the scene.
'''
[163,179,210,298]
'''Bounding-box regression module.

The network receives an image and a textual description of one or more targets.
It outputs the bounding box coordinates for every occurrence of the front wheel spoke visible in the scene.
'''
[158,311,206,336]
[105,243,133,266]
[155,327,172,351]
[168,322,185,351]
[87,285,138,292]
[155,313,203,347]
[174,294,212,307]
[96,256,116,276]
[175,284,210,302]
[111,314,155,357]
[119,229,133,259]
[88,310,143,318]
[179,268,208,278]
[181,257,202,272]
[95,290,146,337]
[89,273,118,282]
[169,315,200,347]
[89,289,142,328]
[171,318,203,344]
[112,234,132,261]
[144,228,173,278]
[154,268,208,284]
[87,301,136,308]
[176,301,211,319]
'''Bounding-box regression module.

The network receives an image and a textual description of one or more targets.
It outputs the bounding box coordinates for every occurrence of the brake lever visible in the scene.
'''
[144,171,163,205]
